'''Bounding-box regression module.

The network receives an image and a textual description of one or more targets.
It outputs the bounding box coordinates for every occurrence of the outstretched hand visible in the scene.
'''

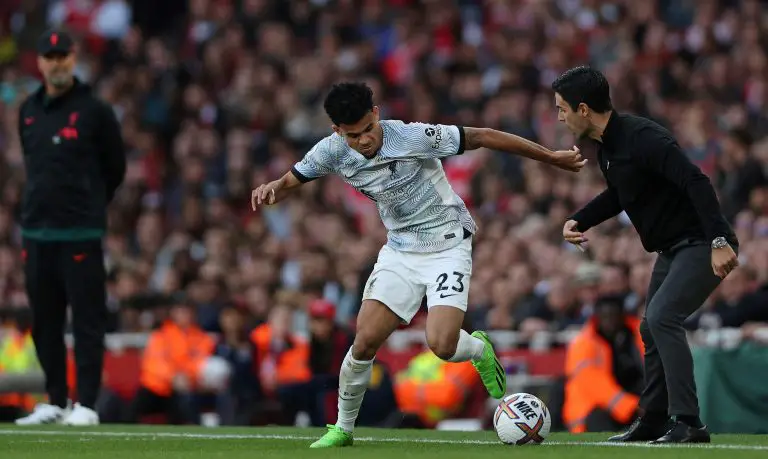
[551,146,587,172]
[563,219,587,249]
[251,181,281,210]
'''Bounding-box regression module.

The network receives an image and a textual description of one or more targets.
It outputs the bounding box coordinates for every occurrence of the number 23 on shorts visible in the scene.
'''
[434,271,466,299]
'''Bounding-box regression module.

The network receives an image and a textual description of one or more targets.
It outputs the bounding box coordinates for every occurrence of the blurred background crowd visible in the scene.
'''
[0,0,767,430]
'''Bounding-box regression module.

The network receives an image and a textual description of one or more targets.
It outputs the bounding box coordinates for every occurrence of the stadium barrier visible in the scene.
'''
[58,328,757,388]
[3,328,764,432]
[693,342,768,434]
[60,327,754,353]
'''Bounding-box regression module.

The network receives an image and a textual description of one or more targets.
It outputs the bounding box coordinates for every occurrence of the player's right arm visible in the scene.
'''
[251,171,303,209]
[251,137,335,210]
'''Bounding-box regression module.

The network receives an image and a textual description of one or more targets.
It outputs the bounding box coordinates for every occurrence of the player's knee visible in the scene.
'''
[351,334,379,361]
[427,333,459,361]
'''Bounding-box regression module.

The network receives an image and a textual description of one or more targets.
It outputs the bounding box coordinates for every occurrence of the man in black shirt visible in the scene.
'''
[14,29,126,426]
[552,66,738,444]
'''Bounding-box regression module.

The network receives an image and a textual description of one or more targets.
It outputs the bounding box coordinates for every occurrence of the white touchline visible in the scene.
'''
[0,430,765,451]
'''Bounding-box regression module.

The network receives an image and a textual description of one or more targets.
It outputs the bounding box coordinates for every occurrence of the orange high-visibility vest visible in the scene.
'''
[139,321,215,397]
[563,317,644,433]
[250,325,311,388]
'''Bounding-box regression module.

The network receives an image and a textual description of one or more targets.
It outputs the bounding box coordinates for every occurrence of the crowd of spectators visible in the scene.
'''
[0,0,766,349]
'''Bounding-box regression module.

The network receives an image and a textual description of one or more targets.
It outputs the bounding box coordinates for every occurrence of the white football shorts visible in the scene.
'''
[362,236,472,324]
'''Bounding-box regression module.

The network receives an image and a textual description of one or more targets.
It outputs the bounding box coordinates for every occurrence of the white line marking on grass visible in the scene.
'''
[0,429,765,451]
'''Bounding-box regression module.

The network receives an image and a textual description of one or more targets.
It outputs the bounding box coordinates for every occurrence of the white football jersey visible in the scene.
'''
[291,120,477,253]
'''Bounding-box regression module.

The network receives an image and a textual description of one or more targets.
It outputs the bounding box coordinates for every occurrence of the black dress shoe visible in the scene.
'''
[608,417,673,442]
[649,421,711,444]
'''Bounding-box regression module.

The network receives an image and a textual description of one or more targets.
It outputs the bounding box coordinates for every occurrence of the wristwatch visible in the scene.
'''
[711,236,728,249]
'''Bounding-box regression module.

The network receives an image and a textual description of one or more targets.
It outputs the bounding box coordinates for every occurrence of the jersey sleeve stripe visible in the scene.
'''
[290,166,315,183]
[456,125,466,155]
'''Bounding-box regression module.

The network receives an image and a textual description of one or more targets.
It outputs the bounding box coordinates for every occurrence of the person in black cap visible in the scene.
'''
[14,29,126,426]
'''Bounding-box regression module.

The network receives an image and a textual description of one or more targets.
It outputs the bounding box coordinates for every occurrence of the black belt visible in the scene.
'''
[656,238,705,254]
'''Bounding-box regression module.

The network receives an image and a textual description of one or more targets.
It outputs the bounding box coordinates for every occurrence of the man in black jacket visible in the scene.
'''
[553,66,738,444]
[14,29,126,426]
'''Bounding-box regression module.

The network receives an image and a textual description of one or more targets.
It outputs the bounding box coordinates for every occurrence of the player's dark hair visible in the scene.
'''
[323,82,374,126]
[551,66,613,114]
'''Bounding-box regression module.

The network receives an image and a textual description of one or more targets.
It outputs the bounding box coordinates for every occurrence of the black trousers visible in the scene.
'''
[131,387,200,425]
[639,239,734,417]
[276,375,337,426]
[22,238,107,409]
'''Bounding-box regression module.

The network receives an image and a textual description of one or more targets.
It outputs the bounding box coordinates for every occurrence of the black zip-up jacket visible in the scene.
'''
[571,111,736,253]
[18,78,125,239]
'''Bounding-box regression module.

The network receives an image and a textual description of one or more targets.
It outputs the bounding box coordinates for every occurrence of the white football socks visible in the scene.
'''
[446,329,486,362]
[335,347,373,433]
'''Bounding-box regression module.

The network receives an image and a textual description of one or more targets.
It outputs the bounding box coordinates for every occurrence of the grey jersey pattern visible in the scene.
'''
[291,120,477,253]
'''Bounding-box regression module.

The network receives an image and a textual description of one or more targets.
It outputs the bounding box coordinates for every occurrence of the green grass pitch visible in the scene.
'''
[1,425,767,458]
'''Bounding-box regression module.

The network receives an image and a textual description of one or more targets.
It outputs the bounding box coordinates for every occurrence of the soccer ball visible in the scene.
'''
[493,393,551,445]
[198,356,232,391]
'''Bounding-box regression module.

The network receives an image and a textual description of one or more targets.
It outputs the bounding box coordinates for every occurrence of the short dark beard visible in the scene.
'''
[46,73,74,94]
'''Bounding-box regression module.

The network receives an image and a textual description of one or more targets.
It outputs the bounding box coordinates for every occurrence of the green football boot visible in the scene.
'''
[309,424,354,448]
[470,330,507,399]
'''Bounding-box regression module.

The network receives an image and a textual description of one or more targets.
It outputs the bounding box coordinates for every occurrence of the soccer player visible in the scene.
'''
[251,82,585,448]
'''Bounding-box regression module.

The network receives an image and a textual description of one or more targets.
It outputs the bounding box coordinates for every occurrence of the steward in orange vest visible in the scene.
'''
[133,298,215,424]
[250,305,311,395]
[266,300,354,427]
[564,295,645,433]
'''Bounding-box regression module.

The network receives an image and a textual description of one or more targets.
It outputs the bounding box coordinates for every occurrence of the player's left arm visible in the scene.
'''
[252,137,334,209]
[463,127,586,172]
